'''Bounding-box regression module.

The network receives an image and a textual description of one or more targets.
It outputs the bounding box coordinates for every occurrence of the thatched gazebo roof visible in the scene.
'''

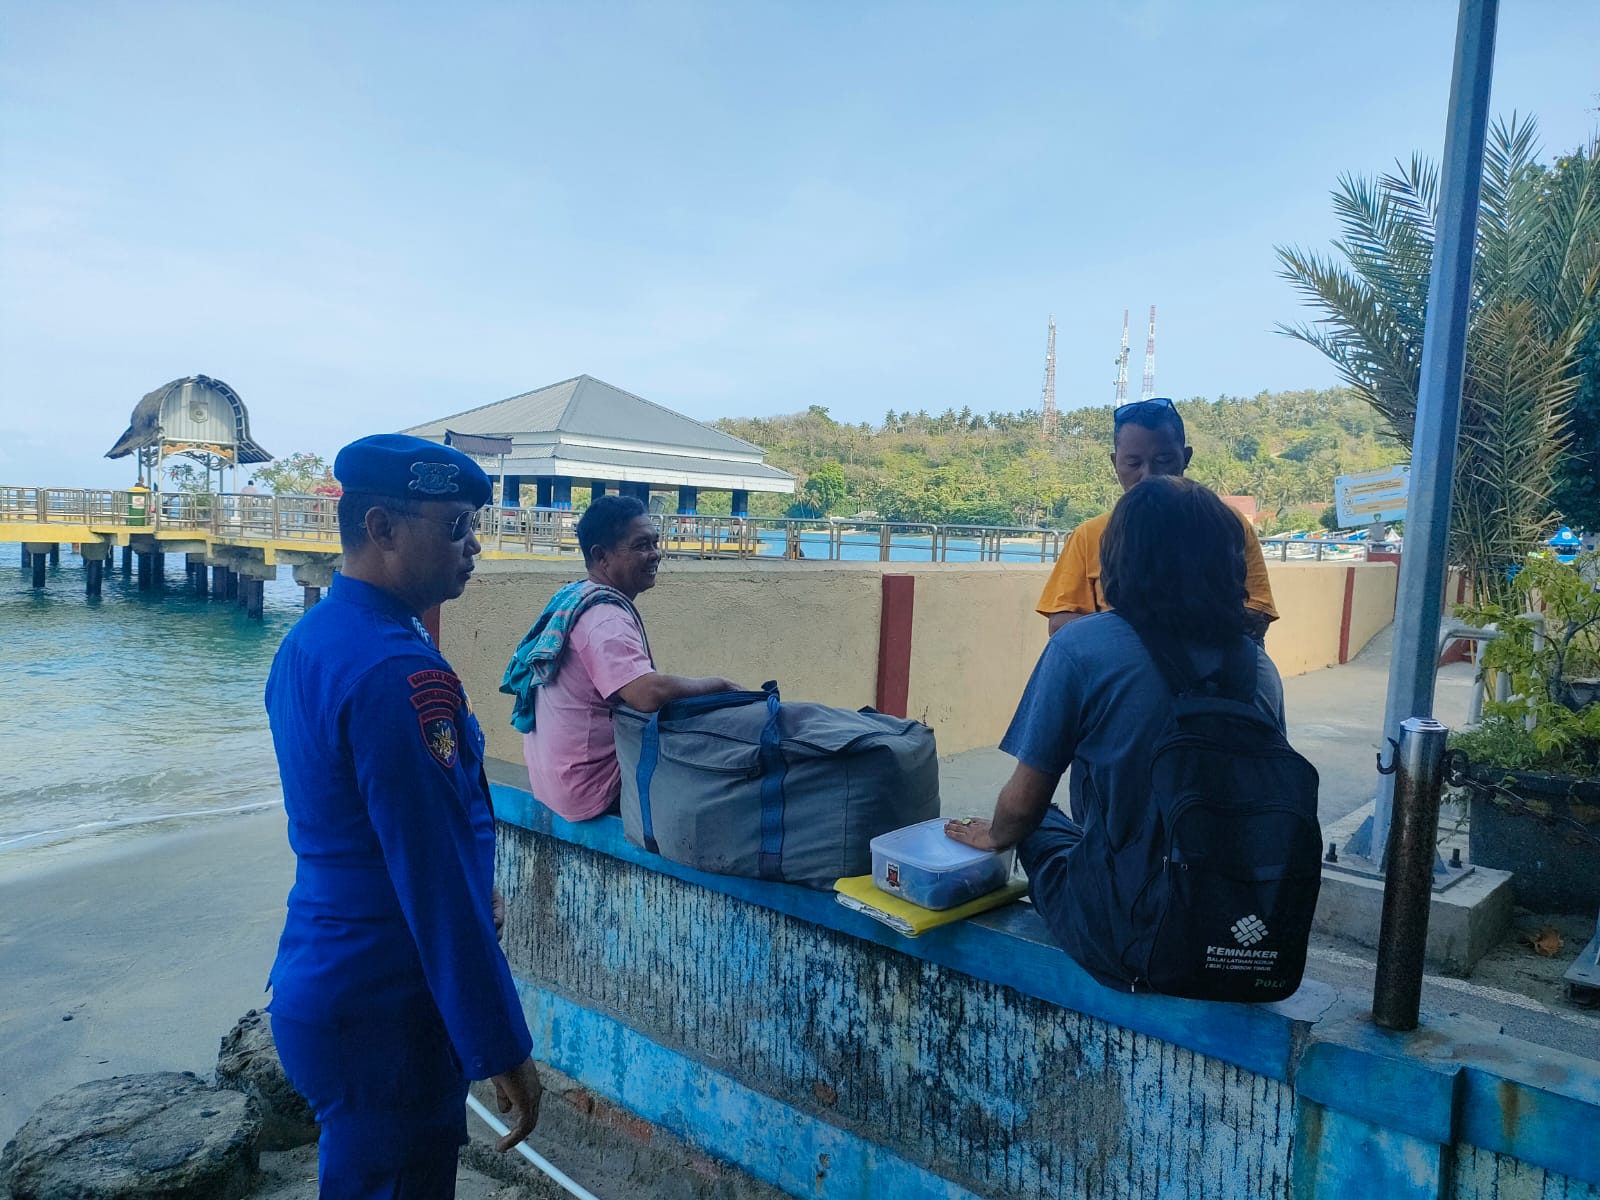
[105,375,273,464]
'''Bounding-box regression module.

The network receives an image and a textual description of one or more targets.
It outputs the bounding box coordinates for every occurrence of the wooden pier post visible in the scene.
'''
[29,549,46,589]
[121,545,132,575]
[292,562,332,612]
[136,551,153,591]
[80,543,110,600]
[211,565,227,601]
[48,544,59,566]
[245,577,265,620]
[225,568,239,600]
[152,552,165,588]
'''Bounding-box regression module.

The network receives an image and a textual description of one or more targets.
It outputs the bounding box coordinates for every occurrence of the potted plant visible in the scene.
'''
[1449,549,1600,912]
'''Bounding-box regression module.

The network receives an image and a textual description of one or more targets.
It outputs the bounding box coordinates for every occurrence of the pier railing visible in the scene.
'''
[2,486,1397,564]
[2,488,1074,562]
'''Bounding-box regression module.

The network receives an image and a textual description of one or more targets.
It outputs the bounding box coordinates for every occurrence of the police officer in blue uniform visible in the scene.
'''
[266,434,542,1198]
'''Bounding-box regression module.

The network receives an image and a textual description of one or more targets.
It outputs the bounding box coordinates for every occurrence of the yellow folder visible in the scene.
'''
[833,874,1028,937]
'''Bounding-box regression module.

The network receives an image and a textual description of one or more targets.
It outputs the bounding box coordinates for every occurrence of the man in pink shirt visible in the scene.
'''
[520,496,741,821]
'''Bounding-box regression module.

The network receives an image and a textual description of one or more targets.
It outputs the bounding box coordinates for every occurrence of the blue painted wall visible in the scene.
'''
[490,779,1600,1200]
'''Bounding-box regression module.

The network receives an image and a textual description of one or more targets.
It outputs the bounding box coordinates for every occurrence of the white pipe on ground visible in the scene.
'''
[464,1092,603,1200]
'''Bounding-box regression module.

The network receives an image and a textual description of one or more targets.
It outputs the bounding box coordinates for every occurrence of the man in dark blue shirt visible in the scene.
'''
[266,433,541,1197]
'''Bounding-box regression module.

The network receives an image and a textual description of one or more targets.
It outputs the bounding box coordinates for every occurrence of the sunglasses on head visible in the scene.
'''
[1113,397,1178,426]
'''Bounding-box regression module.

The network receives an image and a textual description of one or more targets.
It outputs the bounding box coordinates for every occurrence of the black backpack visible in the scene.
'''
[1057,622,1322,1002]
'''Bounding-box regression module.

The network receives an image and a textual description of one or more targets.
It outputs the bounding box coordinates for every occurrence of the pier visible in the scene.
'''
[0,484,1088,619]
[4,484,1395,619]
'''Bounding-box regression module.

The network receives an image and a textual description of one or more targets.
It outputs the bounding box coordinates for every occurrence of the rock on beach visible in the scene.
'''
[215,1011,317,1152]
[0,1072,261,1200]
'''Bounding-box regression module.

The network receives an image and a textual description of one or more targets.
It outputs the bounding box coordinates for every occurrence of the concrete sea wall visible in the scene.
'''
[450,558,1398,757]
[489,770,1600,1200]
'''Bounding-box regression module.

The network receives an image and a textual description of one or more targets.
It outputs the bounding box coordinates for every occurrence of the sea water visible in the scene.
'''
[1,544,297,855]
[753,529,1054,563]
[1,533,1049,857]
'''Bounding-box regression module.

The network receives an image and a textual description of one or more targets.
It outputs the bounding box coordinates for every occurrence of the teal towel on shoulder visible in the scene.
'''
[499,580,649,733]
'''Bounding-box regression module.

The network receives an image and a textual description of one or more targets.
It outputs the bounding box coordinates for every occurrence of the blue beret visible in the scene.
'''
[334,434,492,507]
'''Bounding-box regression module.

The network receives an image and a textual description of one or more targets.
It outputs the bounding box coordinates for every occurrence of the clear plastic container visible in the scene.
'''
[870,818,1016,910]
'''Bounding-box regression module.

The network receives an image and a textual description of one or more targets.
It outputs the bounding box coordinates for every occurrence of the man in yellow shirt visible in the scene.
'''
[1037,398,1277,638]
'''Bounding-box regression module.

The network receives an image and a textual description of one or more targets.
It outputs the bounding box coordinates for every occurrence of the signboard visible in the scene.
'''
[1334,463,1410,527]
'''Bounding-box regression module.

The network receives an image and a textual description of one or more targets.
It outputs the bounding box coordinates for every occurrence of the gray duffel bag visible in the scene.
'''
[614,681,940,889]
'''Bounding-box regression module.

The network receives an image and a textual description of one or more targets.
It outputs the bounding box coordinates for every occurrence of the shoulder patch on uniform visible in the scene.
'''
[422,717,458,768]
[408,669,463,769]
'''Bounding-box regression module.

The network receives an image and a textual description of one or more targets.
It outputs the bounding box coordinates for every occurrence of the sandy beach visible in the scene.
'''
[0,808,294,1144]
[0,807,760,1198]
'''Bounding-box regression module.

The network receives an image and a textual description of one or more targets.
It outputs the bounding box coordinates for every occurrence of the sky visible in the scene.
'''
[2,1,1597,486]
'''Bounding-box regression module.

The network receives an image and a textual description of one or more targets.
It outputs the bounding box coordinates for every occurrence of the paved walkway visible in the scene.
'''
[938,624,1478,825]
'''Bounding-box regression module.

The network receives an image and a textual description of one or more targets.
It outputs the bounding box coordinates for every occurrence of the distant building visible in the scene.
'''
[1220,494,1262,526]
[404,375,794,515]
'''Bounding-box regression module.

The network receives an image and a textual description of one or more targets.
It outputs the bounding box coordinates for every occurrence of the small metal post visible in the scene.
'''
[1373,717,1451,1031]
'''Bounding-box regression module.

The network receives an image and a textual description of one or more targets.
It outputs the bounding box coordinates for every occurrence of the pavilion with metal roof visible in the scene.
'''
[404,375,794,515]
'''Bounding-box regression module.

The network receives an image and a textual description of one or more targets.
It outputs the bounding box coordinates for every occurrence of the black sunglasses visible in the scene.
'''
[1112,397,1178,426]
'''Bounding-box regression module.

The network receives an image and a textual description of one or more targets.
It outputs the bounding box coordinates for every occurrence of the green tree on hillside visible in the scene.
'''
[717,386,1398,530]
[804,461,848,514]
[1277,117,1600,602]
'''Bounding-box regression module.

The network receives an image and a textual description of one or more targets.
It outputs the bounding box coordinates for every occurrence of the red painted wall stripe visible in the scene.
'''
[1337,566,1357,664]
[422,603,442,650]
[876,575,915,718]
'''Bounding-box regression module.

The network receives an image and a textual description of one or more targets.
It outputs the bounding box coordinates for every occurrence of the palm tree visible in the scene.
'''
[1276,116,1600,604]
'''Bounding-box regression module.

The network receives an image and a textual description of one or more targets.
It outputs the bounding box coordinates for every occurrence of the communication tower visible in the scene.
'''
[1040,315,1058,437]
[1141,304,1157,400]
[1113,310,1130,404]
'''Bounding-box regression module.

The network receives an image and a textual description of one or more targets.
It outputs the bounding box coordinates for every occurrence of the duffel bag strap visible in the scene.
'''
[636,712,662,854]
[757,690,786,880]
[660,678,779,720]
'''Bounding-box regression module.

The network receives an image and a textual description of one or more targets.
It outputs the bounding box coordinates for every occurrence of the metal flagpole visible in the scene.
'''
[1368,0,1500,866]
